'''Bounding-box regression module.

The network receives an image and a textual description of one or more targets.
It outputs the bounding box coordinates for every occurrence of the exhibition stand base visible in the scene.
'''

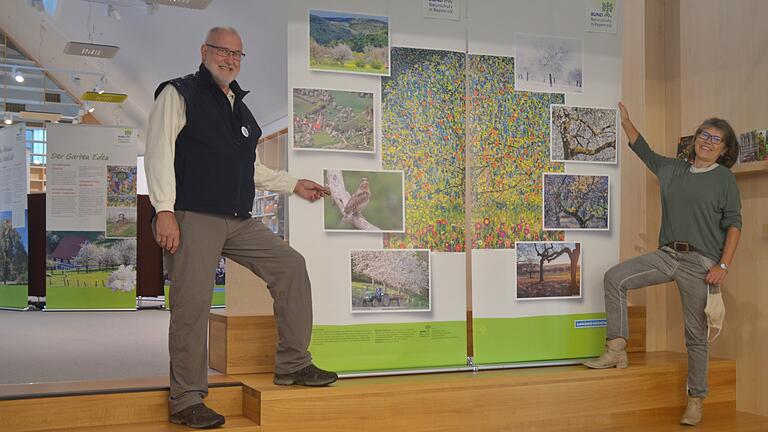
[2,352,768,431]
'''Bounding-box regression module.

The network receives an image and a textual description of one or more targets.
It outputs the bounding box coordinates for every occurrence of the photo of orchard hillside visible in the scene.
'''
[309,9,389,76]
[516,242,581,299]
[46,231,136,295]
[543,173,609,230]
[292,87,374,152]
[350,249,430,312]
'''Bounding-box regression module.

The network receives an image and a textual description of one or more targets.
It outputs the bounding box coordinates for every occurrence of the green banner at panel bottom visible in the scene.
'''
[473,313,607,365]
[310,320,467,373]
[0,285,28,309]
[46,286,136,310]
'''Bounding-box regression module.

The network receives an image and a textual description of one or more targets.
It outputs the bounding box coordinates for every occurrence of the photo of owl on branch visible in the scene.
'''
[323,169,405,232]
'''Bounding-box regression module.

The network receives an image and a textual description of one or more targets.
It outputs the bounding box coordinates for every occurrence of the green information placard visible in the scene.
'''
[473,313,606,365]
[310,320,467,372]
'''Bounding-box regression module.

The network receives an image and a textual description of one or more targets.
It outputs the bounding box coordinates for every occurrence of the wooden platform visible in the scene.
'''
[209,311,277,375]
[2,352,766,431]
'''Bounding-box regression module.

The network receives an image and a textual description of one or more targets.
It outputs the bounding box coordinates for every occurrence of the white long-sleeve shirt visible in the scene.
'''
[144,84,297,213]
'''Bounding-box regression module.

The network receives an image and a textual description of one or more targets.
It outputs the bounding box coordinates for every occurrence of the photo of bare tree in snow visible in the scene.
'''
[550,105,618,163]
[514,33,584,94]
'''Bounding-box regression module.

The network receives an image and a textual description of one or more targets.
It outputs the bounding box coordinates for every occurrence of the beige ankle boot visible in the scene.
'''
[680,396,703,426]
[583,338,628,369]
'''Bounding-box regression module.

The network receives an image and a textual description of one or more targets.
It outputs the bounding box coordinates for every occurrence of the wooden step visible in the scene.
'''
[512,402,768,432]
[0,374,237,401]
[0,384,244,432]
[237,352,737,432]
[55,416,260,432]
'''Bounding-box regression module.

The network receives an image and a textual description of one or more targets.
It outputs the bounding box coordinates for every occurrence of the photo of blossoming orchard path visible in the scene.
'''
[350,249,430,312]
[309,9,389,76]
[469,54,565,249]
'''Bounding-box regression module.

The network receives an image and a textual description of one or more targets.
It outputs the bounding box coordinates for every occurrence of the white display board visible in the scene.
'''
[289,0,623,370]
[467,0,622,364]
[0,125,28,227]
[46,125,138,231]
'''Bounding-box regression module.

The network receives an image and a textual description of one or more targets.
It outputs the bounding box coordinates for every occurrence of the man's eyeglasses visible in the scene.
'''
[205,43,245,60]
[697,131,723,145]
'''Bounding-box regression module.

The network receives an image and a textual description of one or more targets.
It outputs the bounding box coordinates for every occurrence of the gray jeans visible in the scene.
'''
[604,247,716,398]
[155,210,314,414]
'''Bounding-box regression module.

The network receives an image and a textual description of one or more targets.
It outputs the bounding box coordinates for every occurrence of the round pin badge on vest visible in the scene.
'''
[241,126,249,138]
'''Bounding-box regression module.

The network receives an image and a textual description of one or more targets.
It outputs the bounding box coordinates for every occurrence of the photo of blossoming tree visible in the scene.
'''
[350,249,430,312]
[550,105,618,163]
[45,231,137,309]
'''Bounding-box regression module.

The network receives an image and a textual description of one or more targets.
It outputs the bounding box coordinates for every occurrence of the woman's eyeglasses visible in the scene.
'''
[697,131,723,145]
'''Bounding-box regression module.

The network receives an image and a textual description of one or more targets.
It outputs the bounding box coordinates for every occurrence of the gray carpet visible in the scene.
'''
[0,305,218,385]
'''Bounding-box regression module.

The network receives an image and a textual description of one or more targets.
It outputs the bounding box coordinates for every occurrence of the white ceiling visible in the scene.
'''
[0,0,289,152]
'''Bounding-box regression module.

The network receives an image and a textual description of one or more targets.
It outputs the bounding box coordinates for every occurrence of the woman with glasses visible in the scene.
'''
[583,102,742,426]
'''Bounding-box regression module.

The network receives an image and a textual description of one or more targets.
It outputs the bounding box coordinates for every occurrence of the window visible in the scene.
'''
[25,127,47,165]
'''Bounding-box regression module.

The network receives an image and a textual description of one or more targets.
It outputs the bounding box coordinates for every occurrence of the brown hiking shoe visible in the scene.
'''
[169,403,225,429]
[274,363,338,386]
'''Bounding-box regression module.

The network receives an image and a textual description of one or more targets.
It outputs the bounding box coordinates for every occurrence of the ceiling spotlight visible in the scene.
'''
[12,67,24,83]
[105,5,122,20]
[3,113,13,125]
[84,103,95,113]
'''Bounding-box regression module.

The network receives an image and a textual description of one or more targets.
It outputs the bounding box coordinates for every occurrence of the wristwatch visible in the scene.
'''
[719,262,728,272]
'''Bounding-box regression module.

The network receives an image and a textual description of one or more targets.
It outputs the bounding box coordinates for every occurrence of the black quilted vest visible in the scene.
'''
[154,63,261,217]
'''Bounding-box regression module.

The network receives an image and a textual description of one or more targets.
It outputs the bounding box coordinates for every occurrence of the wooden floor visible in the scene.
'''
[1,352,766,431]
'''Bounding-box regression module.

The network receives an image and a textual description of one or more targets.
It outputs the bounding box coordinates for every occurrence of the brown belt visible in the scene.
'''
[666,241,700,253]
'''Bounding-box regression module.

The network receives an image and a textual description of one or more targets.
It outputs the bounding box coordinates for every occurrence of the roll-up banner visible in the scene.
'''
[0,125,29,309]
[45,125,137,310]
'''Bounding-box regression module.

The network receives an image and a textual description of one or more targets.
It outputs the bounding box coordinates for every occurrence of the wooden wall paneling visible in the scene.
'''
[664,0,768,416]
[641,0,666,353]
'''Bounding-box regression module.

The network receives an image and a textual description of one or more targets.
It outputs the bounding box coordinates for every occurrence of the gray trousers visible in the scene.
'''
[157,210,314,414]
[604,246,715,398]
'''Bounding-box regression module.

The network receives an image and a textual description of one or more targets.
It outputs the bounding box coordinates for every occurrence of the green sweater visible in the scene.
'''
[631,135,742,263]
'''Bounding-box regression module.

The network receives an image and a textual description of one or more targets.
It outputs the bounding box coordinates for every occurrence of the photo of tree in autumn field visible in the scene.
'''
[550,105,618,163]
[350,249,430,313]
[516,241,581,299]
[543,173,609,230]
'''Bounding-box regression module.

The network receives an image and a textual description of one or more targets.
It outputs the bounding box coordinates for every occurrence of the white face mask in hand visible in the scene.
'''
[705,284,725,342]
